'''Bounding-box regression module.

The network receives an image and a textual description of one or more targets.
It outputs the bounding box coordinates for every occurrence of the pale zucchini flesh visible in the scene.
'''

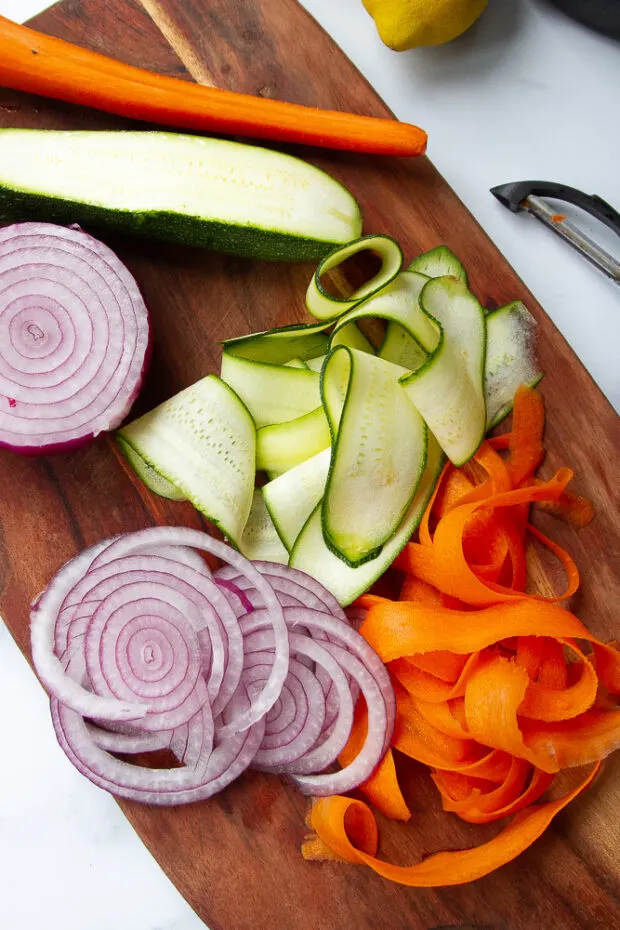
[222,324,329,364]
[321,347,427,567]
[117,435,186,501]
[485,301,542,427]
[306,234,403,320]
[305,355,327,373]
[408,245,468,284]
[401,276,487,465]
[118,375,255,546]
[0,130,362,261]
[379,321,427,370]
[263,448,332,551]
[239,490,289,564]
[290,435,444,606]
[329,322,376,355]
[220,353,321,428]
[256,406,331,473]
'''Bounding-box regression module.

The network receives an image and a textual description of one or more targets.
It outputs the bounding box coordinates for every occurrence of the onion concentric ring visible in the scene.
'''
[31,527,393,804]
[0,222,150,454]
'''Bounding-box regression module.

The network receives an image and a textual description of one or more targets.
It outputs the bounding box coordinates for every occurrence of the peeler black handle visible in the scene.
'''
[490,180,620,239]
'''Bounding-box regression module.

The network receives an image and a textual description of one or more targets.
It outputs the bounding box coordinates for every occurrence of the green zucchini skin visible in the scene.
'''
[0,130,362,262]
[0,188,343,262]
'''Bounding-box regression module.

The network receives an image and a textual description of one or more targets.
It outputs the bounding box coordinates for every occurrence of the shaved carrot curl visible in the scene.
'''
[304,388,616,887]
[306,766,599,885]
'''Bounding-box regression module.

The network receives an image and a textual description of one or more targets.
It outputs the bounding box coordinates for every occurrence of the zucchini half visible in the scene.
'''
[0,130,362,261]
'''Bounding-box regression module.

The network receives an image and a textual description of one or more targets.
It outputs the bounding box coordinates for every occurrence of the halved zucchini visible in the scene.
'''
[0,130,362,261]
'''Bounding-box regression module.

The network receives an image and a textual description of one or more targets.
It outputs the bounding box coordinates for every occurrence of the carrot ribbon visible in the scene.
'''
[307,765,598,885]
[304,388,615,887]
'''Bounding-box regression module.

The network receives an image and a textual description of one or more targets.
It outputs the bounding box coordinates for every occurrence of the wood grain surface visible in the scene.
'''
[1,1,620,928]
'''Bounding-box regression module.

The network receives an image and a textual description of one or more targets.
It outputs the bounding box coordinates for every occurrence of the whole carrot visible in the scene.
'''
[0,14,427,157]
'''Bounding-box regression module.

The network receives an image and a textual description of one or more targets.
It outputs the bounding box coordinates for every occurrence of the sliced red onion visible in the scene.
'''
[245,652,327,770]
[89,528,288,734]
[215,561,347,621]
[290,642,388,795]
[345,605,367,631]
[34,527,394,806]
[0,222,150,454]
[241,618,355,777]
[215,578,254,616]
[243,653,324,771]
[86,724,172,755]
[32,542,148,722]
[52,690,263,804]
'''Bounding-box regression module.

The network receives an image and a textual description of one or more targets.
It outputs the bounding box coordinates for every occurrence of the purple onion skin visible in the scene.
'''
[0,308,152,457]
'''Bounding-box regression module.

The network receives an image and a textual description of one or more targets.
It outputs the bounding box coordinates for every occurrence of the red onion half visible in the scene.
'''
[0,222,150,454]
[31,527,394,805]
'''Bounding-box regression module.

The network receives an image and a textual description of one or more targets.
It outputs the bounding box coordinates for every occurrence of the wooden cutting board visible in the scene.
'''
[1,2,620,928]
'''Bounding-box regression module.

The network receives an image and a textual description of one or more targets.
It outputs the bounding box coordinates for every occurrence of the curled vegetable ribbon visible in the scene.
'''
[303,388,617,885]
[306,764,599,886]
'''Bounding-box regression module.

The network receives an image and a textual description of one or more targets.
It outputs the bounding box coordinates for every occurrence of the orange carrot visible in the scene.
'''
[305,388,613,885]
[396,470,579,606]
[432,760,554,824]
[305,765,598,885]
[537,489,595,528]
[506,385,546,486]
[338,702,411,822]
[0,15,427,157]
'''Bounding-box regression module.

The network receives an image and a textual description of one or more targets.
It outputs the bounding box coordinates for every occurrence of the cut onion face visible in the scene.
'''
[0,222,150,454]
[32,527,393,805]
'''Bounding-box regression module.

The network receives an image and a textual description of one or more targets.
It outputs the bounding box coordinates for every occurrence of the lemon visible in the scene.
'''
[363,0,489,51]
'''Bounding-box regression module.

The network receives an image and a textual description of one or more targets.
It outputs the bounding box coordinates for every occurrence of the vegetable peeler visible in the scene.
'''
[490,180,620,284]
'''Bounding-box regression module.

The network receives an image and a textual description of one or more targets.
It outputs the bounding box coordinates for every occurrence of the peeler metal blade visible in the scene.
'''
[490,180,620,285]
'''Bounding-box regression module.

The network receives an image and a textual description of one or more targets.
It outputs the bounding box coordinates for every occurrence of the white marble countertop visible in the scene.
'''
[1,1,618,929]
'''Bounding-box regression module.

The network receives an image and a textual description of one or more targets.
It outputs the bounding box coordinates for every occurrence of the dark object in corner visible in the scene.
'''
[547,0,620,39]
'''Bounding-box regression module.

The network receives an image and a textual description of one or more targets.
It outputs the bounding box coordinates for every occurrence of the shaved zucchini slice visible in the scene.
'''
[284,358,310,369]
[408,245,468,284]
[486,301,542,427]
[239,490,288,563]
[379,322,427,370]
[305,355,327,373]
[306,234,403,320]
[263,448,332,551]
[322,346,427,567]
[334,271,434,343]
[256,406,331,473]
[222,322,329,364]
[401,276,486,465]
[118,376,255,546]
[220,353,321,428]
[117,436,186,501]
[329,322,376,354]
[290,434,444,605]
